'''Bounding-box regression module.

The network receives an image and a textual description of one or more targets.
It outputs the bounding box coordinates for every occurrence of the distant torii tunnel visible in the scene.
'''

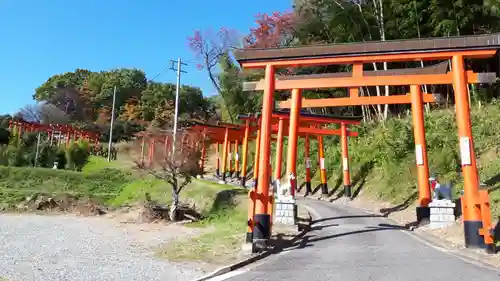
[237,112,361,244]
[134,129,205,171]
[9,120,101,147]
[235,32,500,251]
[238,112,361,195]
[188,123,264,180]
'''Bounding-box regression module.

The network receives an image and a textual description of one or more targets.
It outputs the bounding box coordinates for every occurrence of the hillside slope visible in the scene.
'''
[297,102,500,219]
[208,102,500,219]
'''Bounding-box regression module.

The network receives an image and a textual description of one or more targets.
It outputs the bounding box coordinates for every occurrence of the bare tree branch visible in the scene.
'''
[16,103,70,125]
[133,129,203,221]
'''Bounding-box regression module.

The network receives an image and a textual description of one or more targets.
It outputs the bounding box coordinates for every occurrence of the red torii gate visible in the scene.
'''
[234,32,499,251]
[134,130,201,168]
[188,123,261,180]
[9,120,100,146]
[239,112,361,196]
[202,122,278,183]
[238,112,361,244]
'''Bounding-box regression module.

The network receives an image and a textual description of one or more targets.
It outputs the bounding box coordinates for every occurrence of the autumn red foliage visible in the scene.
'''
[244,11,297,49]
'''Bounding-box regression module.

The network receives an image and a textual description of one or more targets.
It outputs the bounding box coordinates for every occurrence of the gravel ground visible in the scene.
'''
[0,214,205,281]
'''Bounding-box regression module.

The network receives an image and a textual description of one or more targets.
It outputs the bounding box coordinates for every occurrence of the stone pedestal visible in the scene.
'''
[429,200,456,229]
[274,199,297,225]
[274,174,297,226]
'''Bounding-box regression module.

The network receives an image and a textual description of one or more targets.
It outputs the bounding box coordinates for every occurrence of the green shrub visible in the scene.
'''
[5,144,26,167]
[55,147,67,169]
[0,145,8,166]
[65,140,90,171]
[0,128,9,145]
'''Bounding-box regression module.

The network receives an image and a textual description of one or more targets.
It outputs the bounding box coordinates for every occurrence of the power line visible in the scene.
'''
[149,67,168,82]
[169,59,188,74]
[149,58,192,82]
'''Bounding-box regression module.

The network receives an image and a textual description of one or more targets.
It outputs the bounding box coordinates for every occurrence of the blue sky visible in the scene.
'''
[0,0,292,115]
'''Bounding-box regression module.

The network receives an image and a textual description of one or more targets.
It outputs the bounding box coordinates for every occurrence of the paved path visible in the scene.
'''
[0,214,204,281]
[221,198,500,281]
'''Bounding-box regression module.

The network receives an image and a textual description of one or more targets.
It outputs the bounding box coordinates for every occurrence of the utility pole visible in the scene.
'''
[169,58,187,159]
[107,86,117,162]
[34,132,41,167]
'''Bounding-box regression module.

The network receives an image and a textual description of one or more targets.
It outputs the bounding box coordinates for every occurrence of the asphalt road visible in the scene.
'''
[220,198,500,281]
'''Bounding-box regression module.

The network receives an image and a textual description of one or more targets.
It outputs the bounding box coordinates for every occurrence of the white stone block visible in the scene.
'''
[443,208,454,215]
[429,200,455,208]
[429,221,455,229]
[430,207,454,215]
[430,214,455,222]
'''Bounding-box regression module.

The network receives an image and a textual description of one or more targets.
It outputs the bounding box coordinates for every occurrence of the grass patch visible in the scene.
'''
[109,176,169,207]
[0,155,244,215]
[158,188,248,264]
[0,165,131,207]
[276,102,500,219]
[82,155,133,174]
[1,155,251,263]
[109,176,234,212]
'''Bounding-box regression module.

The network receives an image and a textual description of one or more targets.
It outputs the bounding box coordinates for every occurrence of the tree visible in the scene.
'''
[140,82,213,126]
[15,103,69,125]
[0,128,9,145]
[286,0,500,121]
[135,131,203,221]
[44,87,91,121]
[120,98,142,122]
[34,68,148,123]
[32,67,217,143]
[187,28,239,122]
[34,69,91,101]
[244,11,297,48]
[217,53,261,120]
[0,115,12,128]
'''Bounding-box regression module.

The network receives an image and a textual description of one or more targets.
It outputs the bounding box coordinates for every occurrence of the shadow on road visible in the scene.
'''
[350,161,374,200]
[266,208,418,258]
[494,219,500,241]
[327,177,343,197]
[312,184,322,195]
[299,223,410,246]
[298,182,306,193]
[379,191,417,217]
[311,223,339,230]
[311,214,384,225]
[270,222,409,254]
[245,167,254,180]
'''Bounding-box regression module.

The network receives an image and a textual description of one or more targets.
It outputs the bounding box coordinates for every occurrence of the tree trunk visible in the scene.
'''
[169,178,180,221]
[373,0,389,120]
[204,56,234,123]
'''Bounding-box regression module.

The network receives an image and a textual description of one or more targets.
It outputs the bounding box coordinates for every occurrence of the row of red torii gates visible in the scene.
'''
[229,32,500,252]
[8,120,101,146]
[136,113,356,196]
[137,32,500,253]
[136,113,360,245]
